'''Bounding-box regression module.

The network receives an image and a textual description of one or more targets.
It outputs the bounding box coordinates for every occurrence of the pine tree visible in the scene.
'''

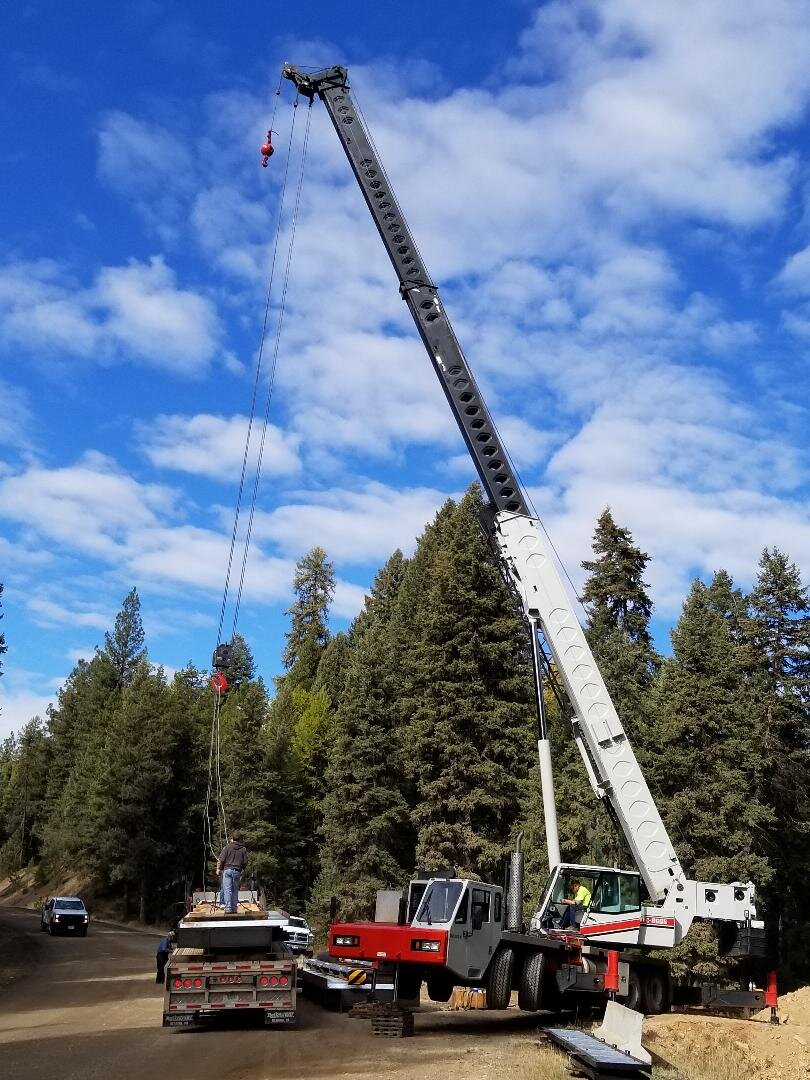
[41,653,119,873]
[654,576,773,886]
[749,549,810,979]
[95,662,173,920]
[400,488,535,882]
[581,508,659,724]
[102,587,146,688]
[221,632,256,688]
[548,509,661,869]
[312,549,414,923]
[0,718,51,870]
[282,547,335,686]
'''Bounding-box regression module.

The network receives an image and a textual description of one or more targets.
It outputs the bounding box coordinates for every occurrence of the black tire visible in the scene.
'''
[426,973,455,1003]
[517,950,545,1012]
[80,928,88,938]
[486,946,515,1010]
[395,965,422,1001]
[642,968,670,1015]
[625,969,643,1012]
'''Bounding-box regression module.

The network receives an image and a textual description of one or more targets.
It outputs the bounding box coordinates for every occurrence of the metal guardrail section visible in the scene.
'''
[544,1028,651,1078]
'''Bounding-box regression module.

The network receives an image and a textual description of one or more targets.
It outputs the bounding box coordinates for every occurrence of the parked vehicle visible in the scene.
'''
[41,896,89,936]
[281,915,314,956]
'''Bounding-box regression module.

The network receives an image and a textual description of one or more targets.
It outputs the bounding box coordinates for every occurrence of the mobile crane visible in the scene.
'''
[281,63,770,1019]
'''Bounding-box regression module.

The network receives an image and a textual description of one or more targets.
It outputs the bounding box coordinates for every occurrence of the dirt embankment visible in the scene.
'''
[644,987,810,1080]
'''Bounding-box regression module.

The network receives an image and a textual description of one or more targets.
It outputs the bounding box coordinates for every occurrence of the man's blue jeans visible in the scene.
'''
[221,867,242,913]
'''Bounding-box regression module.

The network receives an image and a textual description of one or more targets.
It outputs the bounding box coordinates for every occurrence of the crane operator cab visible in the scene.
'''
[533,864,644,944]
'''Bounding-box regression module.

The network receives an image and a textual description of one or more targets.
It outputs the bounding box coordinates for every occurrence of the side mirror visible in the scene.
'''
[472,908,484,931]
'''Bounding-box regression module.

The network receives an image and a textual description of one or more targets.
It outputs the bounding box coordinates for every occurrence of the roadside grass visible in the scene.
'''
[526,1026,759,1080]
[644,1027,761,1080]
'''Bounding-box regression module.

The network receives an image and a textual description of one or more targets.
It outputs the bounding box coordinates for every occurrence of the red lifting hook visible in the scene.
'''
[260,130,274,167]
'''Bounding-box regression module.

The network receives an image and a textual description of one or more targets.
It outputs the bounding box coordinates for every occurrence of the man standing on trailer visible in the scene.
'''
[217,830,248,914]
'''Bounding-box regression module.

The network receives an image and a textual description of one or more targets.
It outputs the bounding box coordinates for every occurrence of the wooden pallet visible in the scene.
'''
[371,1011,414,1038]
[182,901,267,922]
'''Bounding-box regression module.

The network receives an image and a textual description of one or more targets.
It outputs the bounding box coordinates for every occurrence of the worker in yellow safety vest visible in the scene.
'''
[559,878,591,930]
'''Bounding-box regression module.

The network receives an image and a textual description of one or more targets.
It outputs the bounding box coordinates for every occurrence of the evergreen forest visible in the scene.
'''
[1,491,808,986]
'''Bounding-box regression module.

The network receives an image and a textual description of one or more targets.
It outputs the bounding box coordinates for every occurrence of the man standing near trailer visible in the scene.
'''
[217,831,248,914]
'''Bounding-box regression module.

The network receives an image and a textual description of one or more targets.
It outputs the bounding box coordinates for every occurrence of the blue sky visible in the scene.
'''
[3,0,810,739]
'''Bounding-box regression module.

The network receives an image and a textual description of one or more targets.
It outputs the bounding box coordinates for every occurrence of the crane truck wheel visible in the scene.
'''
[625,969,643,1012]
[395,965,423,1001]
[642,968,671,1015]
[426,973,455,1002]
[517,950,545,1012]
[486,946,516,1010]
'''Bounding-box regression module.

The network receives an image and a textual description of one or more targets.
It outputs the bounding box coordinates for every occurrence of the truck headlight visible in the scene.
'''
[333,934,360,947]
[412,939,440,952]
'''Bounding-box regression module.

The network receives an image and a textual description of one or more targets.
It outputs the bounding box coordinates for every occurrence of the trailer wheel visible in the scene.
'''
[486,946,516,1010]
[517,950,545,1012]
[643,969,670,1015]
[426,972,455,1002]
[626,969,643,1012]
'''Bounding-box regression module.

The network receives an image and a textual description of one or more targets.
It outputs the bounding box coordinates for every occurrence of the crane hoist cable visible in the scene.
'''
[202,89,313,888]
[231,98,313,635]
[215,77,291,650]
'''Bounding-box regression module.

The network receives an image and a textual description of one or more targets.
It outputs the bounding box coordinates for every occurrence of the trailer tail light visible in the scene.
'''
[173,979,182,988]
[280,976,288,986]
[183,979,192,988]
[193,978,203,988]
[259,976,269,986]
[412,939,441,952]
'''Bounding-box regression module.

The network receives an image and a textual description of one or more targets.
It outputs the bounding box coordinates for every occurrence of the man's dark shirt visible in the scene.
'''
[219,841,248,871]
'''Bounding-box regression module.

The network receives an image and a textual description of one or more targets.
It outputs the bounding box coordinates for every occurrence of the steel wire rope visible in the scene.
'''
[203,81,295,892]
[214,82,296,648]
[230,99,314,635]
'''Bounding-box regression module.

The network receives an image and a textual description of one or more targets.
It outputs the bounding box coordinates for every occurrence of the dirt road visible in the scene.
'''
[0,908,565,1080]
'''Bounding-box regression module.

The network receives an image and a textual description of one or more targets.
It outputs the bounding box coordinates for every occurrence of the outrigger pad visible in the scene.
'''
[594,1001,651,1066]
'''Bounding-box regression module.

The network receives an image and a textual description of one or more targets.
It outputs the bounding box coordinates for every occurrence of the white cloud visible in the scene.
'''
[0,686,54,741]
[777,244,810,295]
[0,451,177,559]
[139,413,302,480]
[253,483,448,564]
[0,257,222,375]
[27,598,111,631]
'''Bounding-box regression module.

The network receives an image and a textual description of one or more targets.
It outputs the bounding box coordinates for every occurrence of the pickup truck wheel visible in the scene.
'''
[642,969,670,1014]
[79,928,88,937]
[625,969,642,1012]
[486,946,515,1010]
[517,951,545,1012]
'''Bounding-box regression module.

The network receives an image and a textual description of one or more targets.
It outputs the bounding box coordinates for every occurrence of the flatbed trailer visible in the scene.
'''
[162,894,298,1029]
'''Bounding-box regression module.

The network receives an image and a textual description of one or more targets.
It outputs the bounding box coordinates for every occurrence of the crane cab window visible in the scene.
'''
[552,872,597,907]
[416,881,463,924]
[471,888,490,931]
[590,872,641,915]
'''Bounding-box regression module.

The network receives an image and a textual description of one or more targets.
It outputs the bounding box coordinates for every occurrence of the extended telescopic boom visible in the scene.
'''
[282,64,757,939]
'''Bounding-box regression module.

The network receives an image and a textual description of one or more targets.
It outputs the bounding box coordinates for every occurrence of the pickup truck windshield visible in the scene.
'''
[416,881,462,925]
[55,901,85,910]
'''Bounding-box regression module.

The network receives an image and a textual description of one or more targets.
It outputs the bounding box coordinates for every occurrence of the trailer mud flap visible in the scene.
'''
[264,1009,297,1026]
[163,1013,198,1028]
